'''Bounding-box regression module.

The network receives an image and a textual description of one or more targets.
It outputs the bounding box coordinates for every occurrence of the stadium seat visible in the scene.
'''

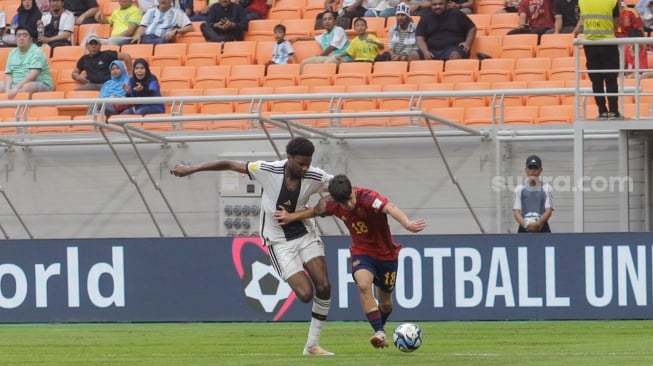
[76,23,111,46]
[0,92,29,122]
[55,69,80,92]
[467,14,491,36]
[255,41,276,65]
[470,35,502,59]
[202,87,237,115]
[369,61,407,86]
[263,63,300,87]
[0,47,11,71]
[163,88,203,114]
[194,65,230,89]
[176,31,205,44]
[58,90,99,117]
[441,59,479,83]
[269,85,309,113]
[513,57,551,82]
[245,19,278,42]
[490,81,527,106]
[28,91,65,120]
[476,0,505,14]
[120,44,154,62]
[234,86,273,113]
[416,83,453,109]
[525,80,563,106]
[302,0,326,20]
[463,106,495,125]
[31,115,71,134]
[228,64,266,88]
[159,66,196,89]
[333,62,372,86]
[549,57,586,81]
[489,13,519,36]
[536,104,574,124]
[503,105,537,124]
[292,41,322,63]
[342,84,382,111]
[380,83,416,127]
[281,19,315,38]
[536,33,574,58]
[428,107,465,124]
[184,42,221,66]
[298,63,336,87]
[452,82,491,108]
[306,85,346,113]
[405,60,443,85]
[150,43,187,67]
[500,34,538,59]
[220,41,257,65]
[477,58,514,83]
[268,7,302,20]
[51,45,85,59]
[100,1,119,18]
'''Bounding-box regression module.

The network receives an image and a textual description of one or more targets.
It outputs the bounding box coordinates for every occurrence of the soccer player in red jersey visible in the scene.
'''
[274,174,426,349]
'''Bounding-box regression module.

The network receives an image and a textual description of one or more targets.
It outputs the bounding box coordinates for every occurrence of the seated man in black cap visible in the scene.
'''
[513,155,554,233]
[71,35,132,91]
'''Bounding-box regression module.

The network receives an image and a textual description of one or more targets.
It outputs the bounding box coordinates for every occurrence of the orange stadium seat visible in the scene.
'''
[549,57,586,81]
[120,44,154,61]
[470,35,502,59]
[28,91,65,120]
[500,34,538,59]
[269,85,309,113]
[298,63,336,87]
[0,92,28,122]
[58,90,99,117]
[268,7,302,20]
[488,13,519,35]
[476,58,514,83]
[101,1,119,17]
[491,81,527,106]
[245,19,279,42]
[163,88,203,114]
[333,62,372,86]
[292,40,322,63]
[342,84,381,111]
[513,57,551,82]
[525,80,563,106]
[468,14,491,36]
[263,63,300,87]
[201,87,237,115]
[281,18,315,38]
[194,65,230,89]
[369,61,407,86]
[463,106,494,125]
[0,47,11,71]
[184,42,221,66]
[220,41,257,65]
[503,105,537,124]
[441,59,479,83]
[176,31,205,44]
[405,60,443,85]
[536,104,574,124]
[228,64,265,88]
[255,41,276,65]
[536,33,574,58]
[150,43,187,67]
[379,83,416,127]
[416,83,453,109]
[30,115,71,134]
[55,69,81,92]
[428,107,465,124]
[76,23,111,46]
[303,0,327,20]
[234,86,273,114]
[306,85,345,114]
[476,0,505,14]
[452,82,490,108]
[159,66,196,89]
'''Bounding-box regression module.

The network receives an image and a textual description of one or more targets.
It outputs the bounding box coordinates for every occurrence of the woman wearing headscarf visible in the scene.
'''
[121,58,164,115]
[3,0,42,45]
[92,60,130,116]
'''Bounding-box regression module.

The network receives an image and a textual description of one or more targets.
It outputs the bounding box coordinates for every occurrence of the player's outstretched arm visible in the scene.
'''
[170,160,247,177]
[383,202,426,233]
[274,197,330,225]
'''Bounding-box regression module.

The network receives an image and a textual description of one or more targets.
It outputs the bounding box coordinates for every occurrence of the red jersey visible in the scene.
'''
[325,187,402,260]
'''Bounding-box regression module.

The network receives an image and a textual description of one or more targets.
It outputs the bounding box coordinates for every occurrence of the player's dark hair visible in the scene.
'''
[329,174,352,203]
[274,24,286,33]
[320,11,338,21]
[286,137,315,157]
[353,17,367,26]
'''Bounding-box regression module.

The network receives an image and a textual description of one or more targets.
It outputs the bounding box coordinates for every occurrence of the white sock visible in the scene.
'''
[305,296,330,348]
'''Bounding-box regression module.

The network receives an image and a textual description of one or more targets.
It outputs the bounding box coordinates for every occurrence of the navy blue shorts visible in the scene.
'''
[351,254,399,293]
[417,45,468,61]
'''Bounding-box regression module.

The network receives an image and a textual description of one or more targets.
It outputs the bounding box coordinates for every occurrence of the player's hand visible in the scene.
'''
[459,41,470,53]
[405,219,426,233]
[170,164,193,177]
[526,222,541,232]
[273,206,292,225]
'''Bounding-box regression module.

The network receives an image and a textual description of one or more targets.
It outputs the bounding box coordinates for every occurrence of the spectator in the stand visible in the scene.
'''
[175,0,195,17]
[364,0,400,18]
[72,35,133,91]
[0,27,53,99]
[314,0,338,29]
[3,0,42,46]
[643,1,653,34]
[415,0,476,61]
[616,0,644,37]
[553,0,580,34]
[236,0,269,21]
[339,0,368,28]
[38,0,74,50]
[267,24,299,66]
[93,60,130,116]
[64,0,99,24]
[383,3,419,61]
[131,0,194,44]
[292,11,350,68]
[200,0,248,42]
[95,0,142,46]
[448,0,474,14]
[336,17,384,62]
[122,58,165,115]
[507,0,555,41]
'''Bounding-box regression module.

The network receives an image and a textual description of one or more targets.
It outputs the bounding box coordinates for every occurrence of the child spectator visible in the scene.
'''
[337,17,384,62]
[268,24,299,65]
[122,58,164,115]
[92,60,130,116]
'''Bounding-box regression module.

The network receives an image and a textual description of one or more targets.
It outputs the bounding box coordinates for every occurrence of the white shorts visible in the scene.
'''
[267,232,325,281]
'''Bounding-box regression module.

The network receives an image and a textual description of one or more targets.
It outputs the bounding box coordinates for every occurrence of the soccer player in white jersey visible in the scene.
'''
[170,137,335,356]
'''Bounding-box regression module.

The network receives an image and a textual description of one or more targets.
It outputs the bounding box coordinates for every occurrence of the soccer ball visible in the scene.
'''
[392,323,423,353]
[523,212,541,228]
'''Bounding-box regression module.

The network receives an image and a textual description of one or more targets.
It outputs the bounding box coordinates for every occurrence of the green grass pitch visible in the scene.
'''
[0,320,652,365]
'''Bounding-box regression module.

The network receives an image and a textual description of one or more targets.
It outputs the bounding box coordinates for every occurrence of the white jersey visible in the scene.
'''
[246,159,332,245]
